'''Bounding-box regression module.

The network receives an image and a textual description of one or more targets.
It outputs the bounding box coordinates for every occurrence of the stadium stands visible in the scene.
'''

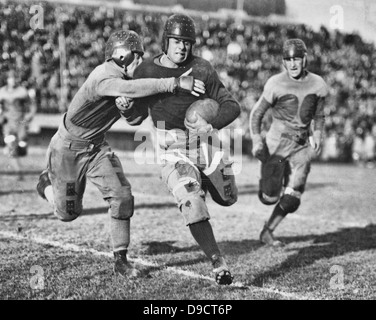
[1,0,375,164]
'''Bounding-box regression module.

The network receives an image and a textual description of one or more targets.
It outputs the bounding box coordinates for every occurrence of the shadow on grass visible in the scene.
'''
[141,241,199,255]
[235,181,336,197]
[0,189,35,196]
[0,170,41,176]
[305,181,338,191]
[0,202,176,222]
[251,224,376,287]
[236,184,258,196]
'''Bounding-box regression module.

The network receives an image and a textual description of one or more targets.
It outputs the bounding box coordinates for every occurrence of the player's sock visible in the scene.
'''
[266,204,287,231]
[189,220,221,259]
[111,217,130,252]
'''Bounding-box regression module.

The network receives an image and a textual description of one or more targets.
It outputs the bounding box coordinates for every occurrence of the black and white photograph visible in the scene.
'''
[0,0,375,305]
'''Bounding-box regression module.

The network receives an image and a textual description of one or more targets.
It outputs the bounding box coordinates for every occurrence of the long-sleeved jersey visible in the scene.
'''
[132,54,240,131]
[250,70,328,157]
[250,70,328,136]
[64,61,176,140]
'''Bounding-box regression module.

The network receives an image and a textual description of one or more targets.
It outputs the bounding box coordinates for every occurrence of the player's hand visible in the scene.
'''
[252,134,268,162]
[175,68,205,97]
[184,112,213,133]
[115,96,134,112]
[310,130,322,154]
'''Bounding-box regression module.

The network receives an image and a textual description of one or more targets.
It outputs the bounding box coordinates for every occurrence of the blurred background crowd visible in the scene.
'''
[1,0,375,165]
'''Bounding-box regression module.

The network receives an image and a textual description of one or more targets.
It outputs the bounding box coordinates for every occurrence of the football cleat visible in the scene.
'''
[259,224,284,247]
[36,169,51,200]
[113,250,141,279]
[211,254,233,285]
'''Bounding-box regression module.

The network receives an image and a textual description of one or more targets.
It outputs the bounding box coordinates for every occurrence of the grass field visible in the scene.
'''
[1,146,375,302]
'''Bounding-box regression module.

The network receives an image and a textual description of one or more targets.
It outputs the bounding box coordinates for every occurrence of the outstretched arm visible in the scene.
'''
[97,68,205,98]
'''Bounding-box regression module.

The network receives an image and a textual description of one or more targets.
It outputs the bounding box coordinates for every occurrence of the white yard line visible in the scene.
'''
[0,230,315,300]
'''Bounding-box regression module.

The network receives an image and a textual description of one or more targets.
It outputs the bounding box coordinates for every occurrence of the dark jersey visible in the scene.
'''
[133,54,240,130]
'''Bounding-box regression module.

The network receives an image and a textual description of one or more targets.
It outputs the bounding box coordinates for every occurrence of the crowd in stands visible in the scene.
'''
[1,0,375,164]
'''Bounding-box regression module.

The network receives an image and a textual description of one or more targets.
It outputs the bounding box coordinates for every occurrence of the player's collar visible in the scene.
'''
[286,70,309,82]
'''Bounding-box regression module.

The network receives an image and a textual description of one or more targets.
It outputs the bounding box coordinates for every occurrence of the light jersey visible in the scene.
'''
[251,70,328,135]
[133,54,240,131]
[0,86,29,122]
[64,61,175,140]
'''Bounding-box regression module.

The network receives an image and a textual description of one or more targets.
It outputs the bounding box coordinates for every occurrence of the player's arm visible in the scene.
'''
[204,69,240,130]
[249,80,274,161]
[116,96,150,126]
[97,68,205,98]
[310,84,328,153]
[0,96,4,125]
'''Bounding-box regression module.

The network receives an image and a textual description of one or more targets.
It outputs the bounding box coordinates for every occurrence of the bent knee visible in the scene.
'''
[54,210,80,222]
[279,188,301,213]
[258,190,279,205]
[180,194,210,226]
[54,199,82,221]
[108,195,134,220]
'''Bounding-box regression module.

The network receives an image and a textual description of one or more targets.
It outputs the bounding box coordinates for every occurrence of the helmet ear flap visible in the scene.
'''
[162,34,168,54]
[303,53,307,68]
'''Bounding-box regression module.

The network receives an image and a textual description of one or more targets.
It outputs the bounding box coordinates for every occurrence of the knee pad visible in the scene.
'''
[258,190,279,205]
[202,160,238,207]
[279,194,301,214]
[108,195,134,220]
[54,200,81,222]
[180,194,210,226]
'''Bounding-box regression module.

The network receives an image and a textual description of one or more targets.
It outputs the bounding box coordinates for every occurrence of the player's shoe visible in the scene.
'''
[36,169,51,200]
[211,254,233,285]
[113,250,141,279]
[259,224,284,247]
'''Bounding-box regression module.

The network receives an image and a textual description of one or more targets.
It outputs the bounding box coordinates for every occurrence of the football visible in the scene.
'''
[185,98,219,124]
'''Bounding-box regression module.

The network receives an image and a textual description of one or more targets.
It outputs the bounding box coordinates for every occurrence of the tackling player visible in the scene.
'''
[249,39,328,246]
[117,14,240,285]
[36,30,205,278]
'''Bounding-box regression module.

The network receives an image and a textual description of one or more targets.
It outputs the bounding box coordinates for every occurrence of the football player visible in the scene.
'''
[36,30,205,278]
[249,39,329,246]
[117,14,240,285]
[0,70,37,180]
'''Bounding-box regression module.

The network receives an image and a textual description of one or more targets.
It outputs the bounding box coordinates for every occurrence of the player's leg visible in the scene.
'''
[258,155,288,246]
[37,133,86,221]
[261,148,311,246]
[88,146,139,279]
[161,160,233,285]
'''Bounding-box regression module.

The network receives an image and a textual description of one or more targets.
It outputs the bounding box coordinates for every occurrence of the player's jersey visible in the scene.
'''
[64,61,175,140]
[0,86,29,122]
[251,70,328,135]
[133,54,240,131]
[250,70,328,158]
